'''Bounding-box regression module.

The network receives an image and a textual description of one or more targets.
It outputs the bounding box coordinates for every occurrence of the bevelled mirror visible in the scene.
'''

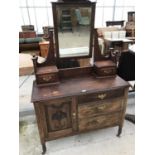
[52,0,95,60]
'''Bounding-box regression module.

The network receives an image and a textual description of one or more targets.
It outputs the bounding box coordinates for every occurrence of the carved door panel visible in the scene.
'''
[45,100,72,132]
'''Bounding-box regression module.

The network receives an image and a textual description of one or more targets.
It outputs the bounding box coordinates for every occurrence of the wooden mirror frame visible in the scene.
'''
[52,1,96,60]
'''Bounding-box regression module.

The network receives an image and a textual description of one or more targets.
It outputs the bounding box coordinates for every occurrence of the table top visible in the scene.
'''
[104,38,133,43]
[31,75,129,102]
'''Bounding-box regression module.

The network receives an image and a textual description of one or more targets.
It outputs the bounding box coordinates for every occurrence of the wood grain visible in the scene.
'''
[79,113,120,131]
[78,98,124,119]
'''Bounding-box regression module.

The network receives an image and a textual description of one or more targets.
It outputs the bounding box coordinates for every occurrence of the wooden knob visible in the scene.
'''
[98,94,107,100]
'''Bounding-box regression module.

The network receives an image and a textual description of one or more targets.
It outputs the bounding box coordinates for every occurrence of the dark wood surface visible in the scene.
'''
[32,74,129,154]
[78,97,124,119]
[59,66,92,78]
[36,66,58,75]
[78,88,124,103]
[106,20,125,27]
[31,1,130,154]
[94,60,116,68]
[79,112,120,131]
[31,75,129,102]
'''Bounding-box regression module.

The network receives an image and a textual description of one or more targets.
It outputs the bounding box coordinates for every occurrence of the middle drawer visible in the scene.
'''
[78,98,123,119]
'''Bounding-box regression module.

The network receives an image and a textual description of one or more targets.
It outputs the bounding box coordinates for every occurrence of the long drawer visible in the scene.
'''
[78,88,124,104]
[78,98,123,119]
[79,113,120,131]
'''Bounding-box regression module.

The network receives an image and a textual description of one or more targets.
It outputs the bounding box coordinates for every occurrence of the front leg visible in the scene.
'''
[117,125,122,137]
[42,143,46,154]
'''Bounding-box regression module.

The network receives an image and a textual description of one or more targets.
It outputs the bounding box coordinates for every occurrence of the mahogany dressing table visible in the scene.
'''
[31,0,129,154]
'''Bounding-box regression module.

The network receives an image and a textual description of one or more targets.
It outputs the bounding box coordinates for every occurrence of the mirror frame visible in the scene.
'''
[52,1,95,60]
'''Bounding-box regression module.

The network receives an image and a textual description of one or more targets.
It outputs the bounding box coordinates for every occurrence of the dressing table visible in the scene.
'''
[31,0,129,154]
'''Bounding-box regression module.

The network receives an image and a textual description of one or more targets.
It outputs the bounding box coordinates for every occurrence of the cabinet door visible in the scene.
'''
[43,98,76,139]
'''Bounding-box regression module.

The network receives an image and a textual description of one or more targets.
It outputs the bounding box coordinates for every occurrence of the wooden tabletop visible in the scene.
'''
[31,75,129,102]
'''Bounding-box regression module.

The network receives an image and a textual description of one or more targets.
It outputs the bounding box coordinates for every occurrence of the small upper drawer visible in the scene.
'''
[78,98,123,119]
[36,73,59,84]
[78,88,124,103]
[98,67,116,76]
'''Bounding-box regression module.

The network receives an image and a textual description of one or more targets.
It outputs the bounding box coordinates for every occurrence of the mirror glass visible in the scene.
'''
[56,5,92,58]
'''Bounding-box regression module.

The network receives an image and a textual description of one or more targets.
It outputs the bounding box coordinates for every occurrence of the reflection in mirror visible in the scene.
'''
[57,58,91,69]
[56,6,92,58]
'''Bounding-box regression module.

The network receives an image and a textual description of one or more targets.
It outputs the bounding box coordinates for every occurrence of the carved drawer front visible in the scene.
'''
[97,67,116,76]
[78,89,124,103]
[78,98,123,119]
[37,73,58,84]
[45,100,72,132]
[79,113,120,131]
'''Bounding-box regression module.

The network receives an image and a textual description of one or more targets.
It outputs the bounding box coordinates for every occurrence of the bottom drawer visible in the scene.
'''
[79,113,120,131]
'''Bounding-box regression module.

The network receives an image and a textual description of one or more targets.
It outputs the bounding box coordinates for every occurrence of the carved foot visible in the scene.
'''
[117,126,122,137]
[42,143,46,154]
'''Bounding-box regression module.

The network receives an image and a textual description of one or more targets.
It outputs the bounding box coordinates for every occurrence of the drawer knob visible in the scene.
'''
[98,94,107,100]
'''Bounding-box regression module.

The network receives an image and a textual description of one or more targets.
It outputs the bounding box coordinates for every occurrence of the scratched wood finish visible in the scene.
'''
[79,112,120,131]
[94,67,116,77]
[78,88,124,103]
[94,60,117,77]
[35,65,59,85]
[78,98,123,119]
[45,101,72,132]
[36,73,59,85]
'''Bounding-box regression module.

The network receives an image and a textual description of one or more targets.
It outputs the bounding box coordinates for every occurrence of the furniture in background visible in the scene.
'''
[104,38,133,53]
[19,31,36,38]
[31,1,129,154]
[60,9,73,32]
[118,46,135,124]
[42,26,54,40]
[128,11,135,22]
[106,20,125,27]
[97,28,134,54]
[21,25,34,31]
[125,22,135,37]
[19,31,42,55]
[39,41,49,58]
[75,9,90,25]
[125,11,135,37]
